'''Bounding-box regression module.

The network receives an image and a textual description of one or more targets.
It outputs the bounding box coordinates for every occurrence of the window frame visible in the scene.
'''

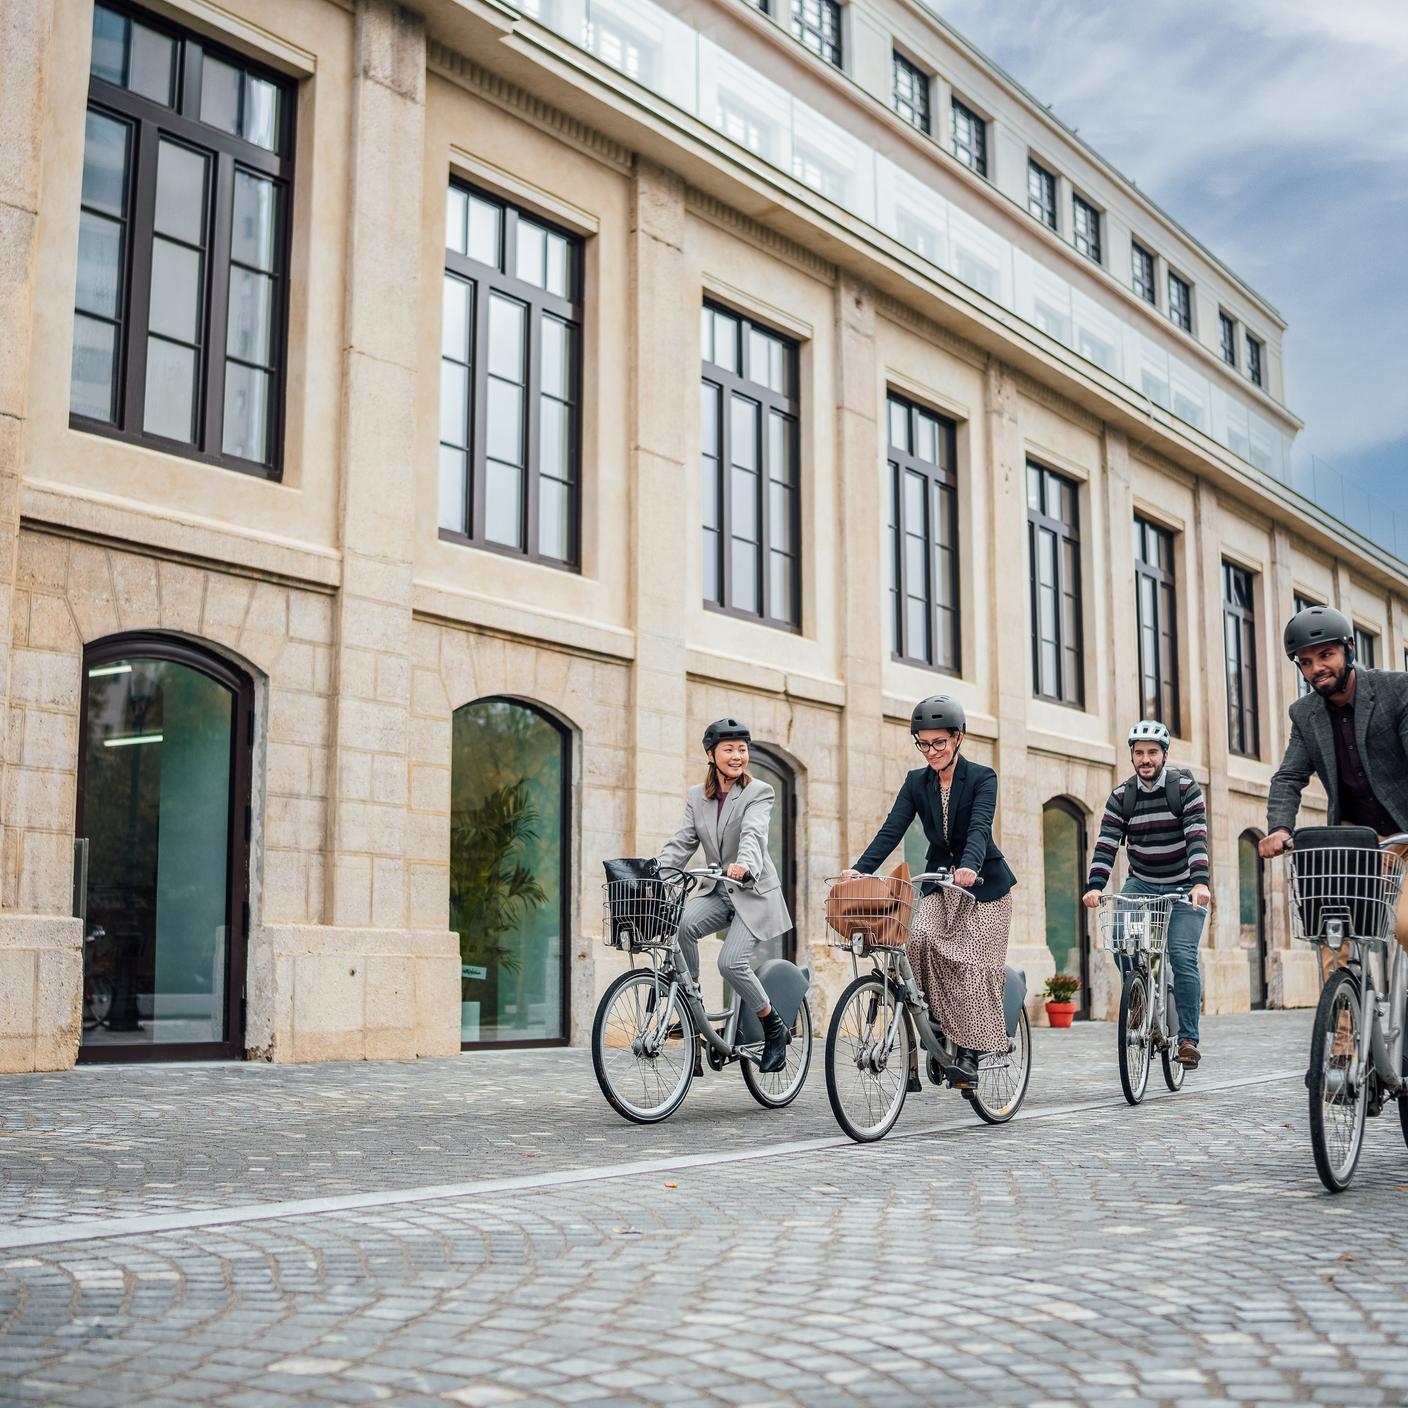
[70,1,296,480]
[1219,311,1238,368]
[1353,625,1378,670]
[1134,517,1180,734]
[1246,333,1264,387]
[887,391,960,674]
[1293,592,1321,697]
[1071,192,1102,265]
[438,181,585,570]
[700,302,802,633]
[950,98,988,178]
[1131,242,1156,305]
[1168,269,1193,334]
[1027,158,1057,230]
[790,0,843,69]
[1027,462,1084,708]
[890,49,931,134]
[1222,561,1260,759]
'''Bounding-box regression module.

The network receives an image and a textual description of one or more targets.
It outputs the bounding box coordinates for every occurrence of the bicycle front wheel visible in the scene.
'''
[825,974,912,1142]
[1118,970,1152,1105]
[742,999,813,1109]
[967,1007,1031,1124]
[1309,967,1368,1193]
[1159,969,1185,1092]
[592,970,694,1124]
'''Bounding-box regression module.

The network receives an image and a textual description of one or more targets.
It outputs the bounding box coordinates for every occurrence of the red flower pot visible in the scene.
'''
[1045,1000,1077,1029]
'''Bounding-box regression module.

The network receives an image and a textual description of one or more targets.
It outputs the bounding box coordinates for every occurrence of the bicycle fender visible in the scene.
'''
[736,958,810,1044]
[1003,965,1027,1039]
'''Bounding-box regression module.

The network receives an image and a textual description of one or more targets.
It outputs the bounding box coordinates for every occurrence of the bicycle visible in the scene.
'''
[822,869,1031,1142]
[1096,893,1188,1105]
[592,864,813,1124]
[1278,829,1408,1193]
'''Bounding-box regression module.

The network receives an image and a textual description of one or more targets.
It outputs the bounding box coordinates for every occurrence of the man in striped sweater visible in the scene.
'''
[1082,720,1212,1068]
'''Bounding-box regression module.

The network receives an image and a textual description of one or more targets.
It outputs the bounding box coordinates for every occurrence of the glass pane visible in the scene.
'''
[442,275,471,360]
[487,294,525,380]
[80,658,235,1050]
[539,476,571,560]
[76,211,124,318]
[703,525,720,603]
[709,309,737,372]
[732,536,759,613]
[768,481,792,553]
[540,315,570,399]
[730,395,758,471]
[545,233,570,298]
[888,397,908,452]
[747,327,771,387]
[231,172,279,272]
[700,305,713,363]
[484,459,523,547]
[907,594,928,659]
[467,196,501,268]
[226,268,274,365]
[200,56,242,137]
[770,551,793,623]
[70,315,118,421]
[486,379,524,464]
[148,238,203,342]
[221,361,269,462]
[731,466,757,540]
[915,411,938,465]
[91,6,129,86]
[128,22,175,105]
[82,111,130,217]
[154,142,208,246]
[438,445,466,532]
[539,396,570,478]
[143,336,197,442]
[450,700,567,1043]
[904,469,924,526]
[244,76,279,150]
[445,186,468,255]
[768,411,793,485]
[516,218,546,286]
[1027,464,1042,511]
[439,360,469,447]
[701,451,718,530]
[700,381,719,458]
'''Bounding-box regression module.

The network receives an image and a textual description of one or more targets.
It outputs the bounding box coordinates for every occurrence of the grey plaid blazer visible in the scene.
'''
[1267,669,1408,835]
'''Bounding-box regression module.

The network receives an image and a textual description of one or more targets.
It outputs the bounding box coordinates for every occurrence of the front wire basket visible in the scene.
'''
[602,871,690,951]
[1096,895,1175,956]
[1283,846,1407,946]
[823,873,915,952]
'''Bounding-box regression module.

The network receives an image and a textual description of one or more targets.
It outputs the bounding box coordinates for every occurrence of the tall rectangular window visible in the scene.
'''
[791,0,842,68]
[891,51,930,133]
[1028,464,1083,706]
[888,394,959,672]
[1219,311,1238,367]
[1354,625,1378,669]
[1168,271,1193,333]
[440,184,583,567]
[1293,593,1320,697]
[1246,334,1264,387]
[701,304,800,629]
[1134,518,1180,733]
[1132,243,1156,304]
[72,2,293,476]
[951,100,987,177]
[1027,159,1057,230]
[1072,194,1101,264]
[1223,561,1260,758]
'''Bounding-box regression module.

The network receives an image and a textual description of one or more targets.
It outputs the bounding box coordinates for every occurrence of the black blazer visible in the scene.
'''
[854,755,1017,902]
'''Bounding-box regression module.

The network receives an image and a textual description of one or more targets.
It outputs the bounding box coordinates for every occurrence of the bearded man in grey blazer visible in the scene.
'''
[657,717,794,1072]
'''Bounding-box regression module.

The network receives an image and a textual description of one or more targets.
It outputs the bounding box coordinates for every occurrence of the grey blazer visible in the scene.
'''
[1267,668,1408,834]
[656,780,792,941]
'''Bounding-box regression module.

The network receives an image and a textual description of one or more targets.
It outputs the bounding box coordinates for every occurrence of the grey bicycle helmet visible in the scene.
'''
[1283,604,1354,662]
[1127,719,1170,750]
[702,717,751,752]
[910,695,966,734]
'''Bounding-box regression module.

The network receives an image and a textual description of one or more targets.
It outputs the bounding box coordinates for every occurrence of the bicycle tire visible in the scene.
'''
[1400,1004,1408,1153]
[591,969,694,1125]
[825,973,912,1143]
[966,1007,1031,1124]
[1118,970,1152,1106]
[1159,970,1185,1092]
[741,999,813,1109]
[1309,967,1367,1193]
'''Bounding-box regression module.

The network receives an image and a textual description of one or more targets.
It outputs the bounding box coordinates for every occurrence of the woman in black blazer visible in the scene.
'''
[842,695,1017,1088]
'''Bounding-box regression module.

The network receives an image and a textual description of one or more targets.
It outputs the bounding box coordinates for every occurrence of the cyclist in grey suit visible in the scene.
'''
[657,718,794,1072]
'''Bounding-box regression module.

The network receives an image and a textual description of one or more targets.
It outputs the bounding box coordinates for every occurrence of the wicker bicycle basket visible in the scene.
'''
[1096,896,1175,956]
[1284,846,1406,946]
[824,869,914,952]
[601,871,689,952]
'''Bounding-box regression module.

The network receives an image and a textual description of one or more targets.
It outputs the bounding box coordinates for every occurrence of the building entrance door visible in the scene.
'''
[77,636,253,1062]
[1042,799,1092,1017]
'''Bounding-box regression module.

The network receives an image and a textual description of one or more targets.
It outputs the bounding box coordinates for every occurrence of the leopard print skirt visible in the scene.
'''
[907,888,1012,1054]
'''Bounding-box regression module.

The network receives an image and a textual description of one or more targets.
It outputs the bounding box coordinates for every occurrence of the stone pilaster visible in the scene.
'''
[1102,426,1139,733]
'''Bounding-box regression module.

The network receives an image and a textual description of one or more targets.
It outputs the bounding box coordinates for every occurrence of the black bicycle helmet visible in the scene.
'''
[1283,604,1354,661]
[910,695,966,734]
[702,717,751,752]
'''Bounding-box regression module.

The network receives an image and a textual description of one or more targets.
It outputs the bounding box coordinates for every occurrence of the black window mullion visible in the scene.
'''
[200,150,234,457]
[469,277,490,544]
[524,301,542,557]
[753,405,768,621]
[718,386,734,613]
[181,42,203,117]
[890,459,905,658]
[120,113,162,434]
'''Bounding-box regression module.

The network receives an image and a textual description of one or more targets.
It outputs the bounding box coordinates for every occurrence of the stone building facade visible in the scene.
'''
[1,0,1405,1071]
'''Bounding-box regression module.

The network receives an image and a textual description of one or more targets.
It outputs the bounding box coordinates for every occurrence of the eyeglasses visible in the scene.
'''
[914,738,954,754]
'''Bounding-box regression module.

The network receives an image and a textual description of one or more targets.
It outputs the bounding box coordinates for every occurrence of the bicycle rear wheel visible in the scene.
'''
[967,1007,1031,1124]
[591,970,694,1124]
[1309,967,1367,1193]
[825,974,912,1142]
[1118,970,1152,1105]
[742,999,813,1109]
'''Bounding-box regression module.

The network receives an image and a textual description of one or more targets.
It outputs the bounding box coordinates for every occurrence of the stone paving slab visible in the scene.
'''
[0,1012,1306,1228]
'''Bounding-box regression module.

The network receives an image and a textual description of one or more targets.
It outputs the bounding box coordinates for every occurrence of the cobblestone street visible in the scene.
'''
[4,1011,1408,1407]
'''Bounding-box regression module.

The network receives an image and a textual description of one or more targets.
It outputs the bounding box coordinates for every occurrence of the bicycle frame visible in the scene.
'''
[1337,933,1406,1098]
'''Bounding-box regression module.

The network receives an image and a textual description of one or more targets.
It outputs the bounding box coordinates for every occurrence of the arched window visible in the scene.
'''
[1042,798,1092,1017]
[745,745,796,964]
[78,634,254,1062]
[1239,829,1268,1009]
[450,698,570,1047]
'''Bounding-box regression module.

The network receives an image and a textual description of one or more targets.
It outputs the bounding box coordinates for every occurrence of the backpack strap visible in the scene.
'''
[1118,777,1138,831]
[1119,769,1186,834]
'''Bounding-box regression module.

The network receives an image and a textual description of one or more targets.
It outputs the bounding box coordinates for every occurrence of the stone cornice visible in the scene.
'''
[684,186,834,283]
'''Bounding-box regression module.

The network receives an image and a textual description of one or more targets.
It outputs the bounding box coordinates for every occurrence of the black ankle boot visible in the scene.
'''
[949,1048,979,1089]
[759,1009,790,1073]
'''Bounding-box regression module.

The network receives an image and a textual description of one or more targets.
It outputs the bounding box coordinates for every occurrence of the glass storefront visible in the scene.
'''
[1043,800,1090,1015]
[450,699,569,1045]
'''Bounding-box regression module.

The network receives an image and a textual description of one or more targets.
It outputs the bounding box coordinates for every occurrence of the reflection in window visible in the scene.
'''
[1072,194,1101,264]
[1168,271,1193,333]
[1027,159,1057,229]
[791,0,842,68]
[1223,561,1259,758]
[1219,311,1238,367]
[450,699,569,1046]
[1028,463,1083,707]
[892,51,930,133]
[1134,517,1180,733]
[951,99,987,177]
[1239,830,1267,1009]
[1246,334,1264,387]
[1132,243,1156,304]
[1043,800,1089,1015]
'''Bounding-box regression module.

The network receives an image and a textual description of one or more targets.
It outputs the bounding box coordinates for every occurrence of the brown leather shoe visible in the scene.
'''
[1176,1039,1201,1069]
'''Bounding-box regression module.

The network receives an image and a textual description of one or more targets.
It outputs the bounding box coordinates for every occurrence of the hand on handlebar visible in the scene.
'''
[952,867,978,889]
[1258,830,1292,859]
[724,863,751,883]
[1081,889,1103,910]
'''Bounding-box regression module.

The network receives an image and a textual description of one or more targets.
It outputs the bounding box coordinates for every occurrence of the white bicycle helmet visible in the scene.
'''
[1127,719,1170,750]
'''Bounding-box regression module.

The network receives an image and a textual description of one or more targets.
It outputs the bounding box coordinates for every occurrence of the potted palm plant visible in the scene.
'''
[1043,974,1081,1028]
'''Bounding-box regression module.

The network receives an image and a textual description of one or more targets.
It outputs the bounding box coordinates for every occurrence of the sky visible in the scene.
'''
[937,0,1408,506]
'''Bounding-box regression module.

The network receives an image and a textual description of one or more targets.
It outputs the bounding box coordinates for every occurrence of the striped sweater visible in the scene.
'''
[1085,771,1209,891]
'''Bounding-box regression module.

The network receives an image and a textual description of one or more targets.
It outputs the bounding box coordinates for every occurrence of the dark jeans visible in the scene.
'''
[1117,878,1206,1045]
